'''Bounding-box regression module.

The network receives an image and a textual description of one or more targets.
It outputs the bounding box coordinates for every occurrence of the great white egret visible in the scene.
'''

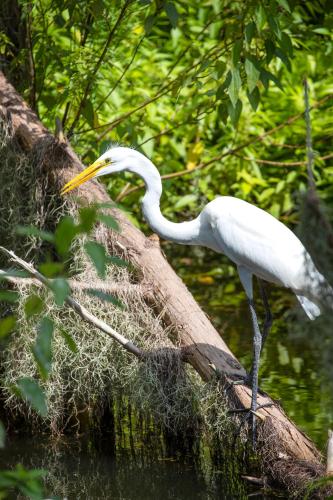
[62,146,331,444]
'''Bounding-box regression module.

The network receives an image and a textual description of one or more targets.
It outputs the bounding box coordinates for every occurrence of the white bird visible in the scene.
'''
[62,146,331,444]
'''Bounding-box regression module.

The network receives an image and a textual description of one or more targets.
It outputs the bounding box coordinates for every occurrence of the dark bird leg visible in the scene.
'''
[246,279,273,384]
[247,297,263,448]
[257,278,273,351]
[237,267,263,448]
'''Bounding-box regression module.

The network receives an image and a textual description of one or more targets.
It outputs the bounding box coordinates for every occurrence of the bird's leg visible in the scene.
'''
[247,279,272,385]
[247,296,263,449]
[258,278,273,351]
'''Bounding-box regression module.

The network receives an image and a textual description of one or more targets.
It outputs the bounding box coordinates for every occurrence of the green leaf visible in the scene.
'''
[217,102,228,124]
[232,40,242,66]
[79,206,98,233]
[144,14,155,33]
[38,261,64,278]
[228,67,241,106]
[245,22,256,44]
[0,316,16,339]
[276,0,291,12]
[98,213,120,232]
[164,2,179,29]
[0,420,5,448]
[16,225,55,243]
[174,194,197,209]
[24,294,44,318]
[55,216,78,256]
[267,15,282,40]
[15,377,47,417]
[217,71,231,99]
[59,327,78,354]
[275,47,291,71]
[280,32,293,57]
[84,241,107,279]
[247,87,260,111]
[245,58,260,93]
[313,27,331,35]
[31,317,54,380]
[108,255,128,267]
[86,289,124,308]
[51,278,70,306]
[260,70,283,91]
[255,4,266,31]
[0,290,19,303]
[265,39,276,63]
[82,100,94,127]
[227,99,242,127]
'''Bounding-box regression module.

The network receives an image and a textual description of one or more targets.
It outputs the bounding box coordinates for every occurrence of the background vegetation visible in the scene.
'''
[0,0,333,497]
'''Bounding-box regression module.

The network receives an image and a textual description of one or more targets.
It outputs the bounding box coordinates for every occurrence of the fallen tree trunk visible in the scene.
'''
[0,71,331,498]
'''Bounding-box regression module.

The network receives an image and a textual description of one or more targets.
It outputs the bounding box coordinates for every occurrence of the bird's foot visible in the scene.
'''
[228,403,275,449]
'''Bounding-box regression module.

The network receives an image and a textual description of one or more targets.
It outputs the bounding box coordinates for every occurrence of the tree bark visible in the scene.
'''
[0,70,330,498]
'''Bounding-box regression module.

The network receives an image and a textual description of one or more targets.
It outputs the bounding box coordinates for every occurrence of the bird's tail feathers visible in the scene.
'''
[295,269,333,320]
[295,294,321,320]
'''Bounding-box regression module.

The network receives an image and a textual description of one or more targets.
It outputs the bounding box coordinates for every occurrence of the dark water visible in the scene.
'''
[1,434,270,499]
[1,245,332,498]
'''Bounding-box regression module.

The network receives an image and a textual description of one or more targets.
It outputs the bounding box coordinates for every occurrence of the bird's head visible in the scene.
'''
[61,146,141,195]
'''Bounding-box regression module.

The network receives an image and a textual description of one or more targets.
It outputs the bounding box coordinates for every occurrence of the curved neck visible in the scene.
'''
[130,157,201,245]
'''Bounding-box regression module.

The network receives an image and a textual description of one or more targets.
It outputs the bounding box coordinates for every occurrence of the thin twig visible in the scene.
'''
[0,272,150,298]
[68,0,133,136]
[304,79,316,192]
[0,247,143,359]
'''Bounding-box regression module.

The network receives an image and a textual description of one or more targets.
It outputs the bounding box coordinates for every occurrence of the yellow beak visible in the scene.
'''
[61,159,110,195]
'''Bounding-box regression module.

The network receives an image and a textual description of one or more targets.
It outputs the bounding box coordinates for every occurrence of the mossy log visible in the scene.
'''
[0,70,331,498]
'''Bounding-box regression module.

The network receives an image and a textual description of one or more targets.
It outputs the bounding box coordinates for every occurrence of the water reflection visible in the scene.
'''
[0,434,269,499]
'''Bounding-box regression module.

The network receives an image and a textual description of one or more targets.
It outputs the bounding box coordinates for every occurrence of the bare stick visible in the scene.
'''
[327,430,333,476]
[0,247,143,359]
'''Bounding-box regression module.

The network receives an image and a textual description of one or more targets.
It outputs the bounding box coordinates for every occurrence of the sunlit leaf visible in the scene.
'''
[276,0,291,13]
[15,377,47,417]
[228,68,241,106]
[245,58,260,93]
[227,99,242,127]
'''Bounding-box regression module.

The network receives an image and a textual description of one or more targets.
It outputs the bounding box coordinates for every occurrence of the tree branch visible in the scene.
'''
[0,247,143,359]
[67,0,133,136]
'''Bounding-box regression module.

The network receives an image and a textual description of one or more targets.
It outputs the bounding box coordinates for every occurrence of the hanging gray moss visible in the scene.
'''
[0,117,231,440]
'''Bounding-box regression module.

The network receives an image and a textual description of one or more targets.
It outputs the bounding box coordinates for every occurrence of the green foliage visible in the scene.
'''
[0,0,331,230]
[0,464,45,499]
[14,378,48,417]
[31,317,54,380]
